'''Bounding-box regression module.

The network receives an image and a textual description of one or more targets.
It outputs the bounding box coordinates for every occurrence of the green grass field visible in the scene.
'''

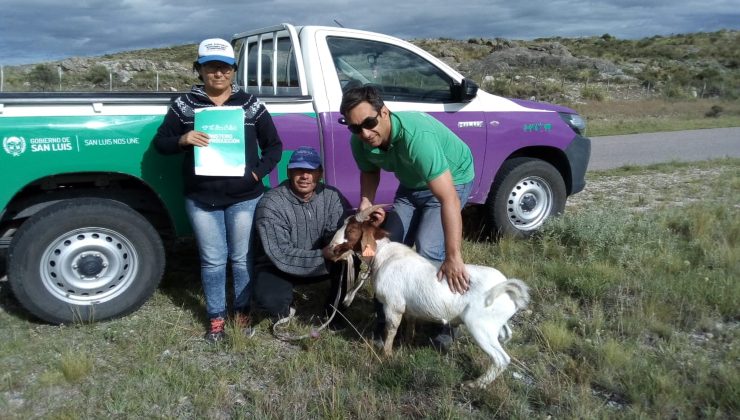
[572,99,740,136]
[1,159,738,419]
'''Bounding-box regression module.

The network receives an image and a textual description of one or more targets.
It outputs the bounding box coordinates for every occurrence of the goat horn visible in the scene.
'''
[355,204,388,221]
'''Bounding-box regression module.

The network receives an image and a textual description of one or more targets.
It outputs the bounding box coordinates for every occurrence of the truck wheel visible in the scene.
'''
[7,198,165,324]
[485,157,566,238]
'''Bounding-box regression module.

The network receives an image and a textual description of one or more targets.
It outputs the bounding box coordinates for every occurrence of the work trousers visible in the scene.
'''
[252,262,346,319]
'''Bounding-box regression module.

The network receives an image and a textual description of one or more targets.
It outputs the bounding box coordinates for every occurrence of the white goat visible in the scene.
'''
[329,206,530,388]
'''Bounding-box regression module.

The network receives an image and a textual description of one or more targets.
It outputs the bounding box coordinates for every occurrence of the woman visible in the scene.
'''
[154,38,282,342]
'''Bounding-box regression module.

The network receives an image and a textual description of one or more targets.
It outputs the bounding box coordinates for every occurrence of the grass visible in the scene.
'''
[571,98,740,136]
[1,159,739,418]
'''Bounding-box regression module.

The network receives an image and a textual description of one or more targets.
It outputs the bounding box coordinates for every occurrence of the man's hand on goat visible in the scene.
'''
[323,244,342,261]
[438,255,470,294]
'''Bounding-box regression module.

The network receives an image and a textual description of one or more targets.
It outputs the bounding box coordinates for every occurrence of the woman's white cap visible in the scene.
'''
[197,38,235,65]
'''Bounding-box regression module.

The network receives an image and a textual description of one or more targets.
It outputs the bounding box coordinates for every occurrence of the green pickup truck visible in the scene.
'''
[0,94,185,323]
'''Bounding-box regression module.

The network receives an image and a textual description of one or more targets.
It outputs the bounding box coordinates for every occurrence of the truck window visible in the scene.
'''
[235,33,300,96]
[326,37,453,103]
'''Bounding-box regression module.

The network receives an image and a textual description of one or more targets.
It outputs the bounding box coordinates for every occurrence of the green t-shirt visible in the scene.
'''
[350,111,474,189]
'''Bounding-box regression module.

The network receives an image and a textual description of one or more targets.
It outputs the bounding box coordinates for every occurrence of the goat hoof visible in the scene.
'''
[371,337,384,351]
[462,380,485,389]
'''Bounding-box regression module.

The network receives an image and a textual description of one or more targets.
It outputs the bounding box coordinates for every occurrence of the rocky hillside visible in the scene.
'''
[3,30,738,102]
[414,30,738,102]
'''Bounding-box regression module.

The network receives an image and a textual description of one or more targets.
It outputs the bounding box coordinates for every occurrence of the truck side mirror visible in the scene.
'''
[451,78,478,102]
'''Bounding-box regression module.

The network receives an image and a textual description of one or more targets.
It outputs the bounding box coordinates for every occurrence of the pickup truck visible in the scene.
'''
[0,23,590,323]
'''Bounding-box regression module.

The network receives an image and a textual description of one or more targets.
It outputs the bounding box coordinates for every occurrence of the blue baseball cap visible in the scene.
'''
[288,146,322,170]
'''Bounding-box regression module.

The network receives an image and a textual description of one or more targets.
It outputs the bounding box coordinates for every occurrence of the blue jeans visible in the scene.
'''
[185,196,261,319]
[383,181,473,261]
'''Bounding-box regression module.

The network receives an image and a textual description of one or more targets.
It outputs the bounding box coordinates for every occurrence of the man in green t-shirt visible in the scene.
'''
[340,86,475,350]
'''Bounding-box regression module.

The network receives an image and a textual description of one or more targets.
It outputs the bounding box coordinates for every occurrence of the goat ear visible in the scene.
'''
[372,226,388,240]
[360,224,378,257]
[369,210,385,227]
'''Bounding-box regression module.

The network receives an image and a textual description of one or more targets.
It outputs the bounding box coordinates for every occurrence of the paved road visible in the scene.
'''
[588,127,740,171]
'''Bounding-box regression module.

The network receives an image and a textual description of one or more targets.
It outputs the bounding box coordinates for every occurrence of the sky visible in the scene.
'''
[2,0,739,66]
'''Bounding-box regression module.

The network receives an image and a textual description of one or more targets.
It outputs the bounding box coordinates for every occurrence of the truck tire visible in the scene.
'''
[7,198,165,324]
[485,157,566,238]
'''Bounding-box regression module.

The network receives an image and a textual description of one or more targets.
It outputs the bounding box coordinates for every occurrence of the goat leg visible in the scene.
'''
[499,323,513,343]
[402,317,416,345]
[383,310,403,356]
[464,364,506,389]
[463,318,512,388]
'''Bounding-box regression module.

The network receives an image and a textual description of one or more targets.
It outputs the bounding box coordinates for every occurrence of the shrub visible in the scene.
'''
[661,84,691,99]
[580,85,606,101]
[482,76,565,102]
[28,64,56,91]
[86,65,110,86]
[705,104,724,118]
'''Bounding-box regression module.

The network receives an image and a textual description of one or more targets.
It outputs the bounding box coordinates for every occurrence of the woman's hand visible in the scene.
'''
[178,130,210,147]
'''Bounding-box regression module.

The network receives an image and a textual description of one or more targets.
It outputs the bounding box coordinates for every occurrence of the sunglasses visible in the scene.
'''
[341,112,381,134]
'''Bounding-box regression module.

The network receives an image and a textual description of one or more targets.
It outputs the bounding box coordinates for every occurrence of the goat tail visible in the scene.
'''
[484,279,530,310]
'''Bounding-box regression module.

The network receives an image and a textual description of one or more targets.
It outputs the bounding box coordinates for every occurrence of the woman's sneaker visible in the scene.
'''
[204,317,226,343]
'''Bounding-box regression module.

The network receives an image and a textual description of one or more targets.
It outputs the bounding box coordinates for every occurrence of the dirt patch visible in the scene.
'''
[566,165,736,213]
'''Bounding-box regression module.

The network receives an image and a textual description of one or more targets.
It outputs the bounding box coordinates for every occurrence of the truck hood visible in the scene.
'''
[508,98,578,114]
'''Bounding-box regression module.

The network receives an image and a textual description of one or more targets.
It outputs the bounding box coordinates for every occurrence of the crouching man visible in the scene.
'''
[252,147,352,323]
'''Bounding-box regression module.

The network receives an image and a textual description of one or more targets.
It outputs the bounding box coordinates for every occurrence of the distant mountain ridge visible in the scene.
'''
[3,29,738,101]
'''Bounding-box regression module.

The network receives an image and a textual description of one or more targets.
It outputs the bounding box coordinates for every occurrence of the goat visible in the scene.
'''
[329,205,530,388]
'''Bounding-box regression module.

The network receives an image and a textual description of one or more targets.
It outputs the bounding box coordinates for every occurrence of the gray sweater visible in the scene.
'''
[255,181,351,277]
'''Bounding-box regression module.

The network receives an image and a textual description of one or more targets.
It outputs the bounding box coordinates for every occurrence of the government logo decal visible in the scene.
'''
[3,136,27,157]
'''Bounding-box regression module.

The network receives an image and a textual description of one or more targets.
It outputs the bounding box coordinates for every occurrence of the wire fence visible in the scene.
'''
[0,64,193,93]
[1,64,736,100]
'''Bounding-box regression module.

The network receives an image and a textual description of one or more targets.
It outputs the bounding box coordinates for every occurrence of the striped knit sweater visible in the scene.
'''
[153,84,282,206]
[255,181,351,277]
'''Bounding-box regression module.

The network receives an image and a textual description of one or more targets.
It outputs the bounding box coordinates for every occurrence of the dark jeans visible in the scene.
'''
[252,263,346,319]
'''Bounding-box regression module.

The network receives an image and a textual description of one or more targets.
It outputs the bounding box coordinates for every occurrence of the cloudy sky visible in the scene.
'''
[2,0,738,65]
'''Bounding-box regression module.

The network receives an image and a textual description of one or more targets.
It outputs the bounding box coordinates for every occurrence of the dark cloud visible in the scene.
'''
[1,0,738,65]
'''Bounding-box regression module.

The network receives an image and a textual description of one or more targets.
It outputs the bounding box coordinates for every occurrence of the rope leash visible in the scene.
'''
[272,256,370,341]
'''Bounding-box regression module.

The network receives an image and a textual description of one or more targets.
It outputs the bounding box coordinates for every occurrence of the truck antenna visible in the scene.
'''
[333,19,344,28]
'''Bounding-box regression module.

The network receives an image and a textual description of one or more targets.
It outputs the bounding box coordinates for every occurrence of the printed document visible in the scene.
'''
[193,106,246,176]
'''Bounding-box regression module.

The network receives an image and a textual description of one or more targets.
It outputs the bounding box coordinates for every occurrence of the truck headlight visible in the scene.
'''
[559,112,586,136]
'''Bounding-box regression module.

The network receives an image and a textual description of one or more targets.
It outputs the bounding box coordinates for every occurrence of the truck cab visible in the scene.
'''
[232,24,589,222]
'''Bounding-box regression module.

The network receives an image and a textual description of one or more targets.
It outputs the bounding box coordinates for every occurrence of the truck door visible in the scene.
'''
[318,32,487,206]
